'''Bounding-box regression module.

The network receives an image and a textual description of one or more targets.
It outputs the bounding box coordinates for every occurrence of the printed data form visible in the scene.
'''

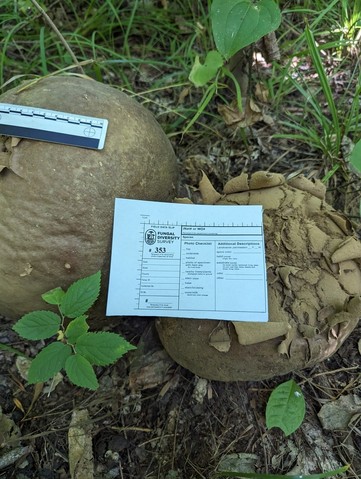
[106,199,268,322]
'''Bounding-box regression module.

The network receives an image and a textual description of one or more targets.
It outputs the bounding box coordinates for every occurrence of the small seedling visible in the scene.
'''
[190,0,281,87]
[13,271,136,390]
[186,0,281,134]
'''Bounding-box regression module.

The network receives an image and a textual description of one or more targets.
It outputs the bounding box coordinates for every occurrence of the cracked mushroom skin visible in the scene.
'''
[0,76,178,319]
[156,172,361,381]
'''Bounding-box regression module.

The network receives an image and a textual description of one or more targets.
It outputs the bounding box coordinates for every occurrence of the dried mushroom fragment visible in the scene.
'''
[0,76,178,319]
[156,172,361,381]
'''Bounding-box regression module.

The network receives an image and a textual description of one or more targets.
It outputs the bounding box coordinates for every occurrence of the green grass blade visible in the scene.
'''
[304,26,341,154]
[322,163,341,182]
[123,0,139,57]
[308,0,341,30]
[39,26,48,75]
[183,82,217,135]
[222,66,243,112]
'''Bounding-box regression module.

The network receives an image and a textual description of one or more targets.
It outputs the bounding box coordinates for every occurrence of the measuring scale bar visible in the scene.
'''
[0,103,108,150]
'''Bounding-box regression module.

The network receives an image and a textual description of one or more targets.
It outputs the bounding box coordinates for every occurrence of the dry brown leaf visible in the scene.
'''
[0,406,21,449]
[255,82,269,103]
[68,409,94,479]
[159,374,180,398]
[178,87,190,104]
[218,98,264,128]
[129,349,174,390]
[15,356,32,380]
[129,323,174,390]
[13,398,25,414]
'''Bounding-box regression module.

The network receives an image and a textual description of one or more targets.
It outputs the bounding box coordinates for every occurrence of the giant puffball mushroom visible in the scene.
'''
[0,76,178,319]
[156,172,361,381]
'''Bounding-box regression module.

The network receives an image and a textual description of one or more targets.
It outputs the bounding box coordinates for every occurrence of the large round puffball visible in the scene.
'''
[0,76,178,319]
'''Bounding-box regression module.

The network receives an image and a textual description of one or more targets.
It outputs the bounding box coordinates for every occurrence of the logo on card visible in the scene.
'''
[145,229,156,245]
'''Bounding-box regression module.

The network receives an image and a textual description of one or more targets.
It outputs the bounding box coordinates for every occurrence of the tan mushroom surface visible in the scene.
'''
[0,76,178,319]
[156,172,361,381]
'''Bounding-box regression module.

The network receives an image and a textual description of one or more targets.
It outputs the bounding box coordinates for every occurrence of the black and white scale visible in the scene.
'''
[0,103,108,150]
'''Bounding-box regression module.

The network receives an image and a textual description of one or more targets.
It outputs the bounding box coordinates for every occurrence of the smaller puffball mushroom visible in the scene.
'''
[157,172,361,381]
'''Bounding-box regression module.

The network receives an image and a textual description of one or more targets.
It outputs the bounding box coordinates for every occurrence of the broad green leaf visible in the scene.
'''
[266,379,305,436]
[216,464,349,478]
[189,50,223,87]
[64,315,89,344]
[41,287,65,305]
[75,332,136,366]
[211,0,281,59]
[28,342,72,384]
[60,271,101,318]
[65,354,98,390]
[349,138,361,176]
[13,311,61,340]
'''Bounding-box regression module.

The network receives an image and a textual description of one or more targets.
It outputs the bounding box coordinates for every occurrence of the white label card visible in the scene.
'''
[106,199,268,322]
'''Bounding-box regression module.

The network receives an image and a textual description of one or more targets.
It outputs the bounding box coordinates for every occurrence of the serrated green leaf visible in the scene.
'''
[75,332,136,366]
[13,311,61,340]
[65,315,89,344]
[41,287,65,305]
[189,50,223,87]
[266,379,305,436]
[216,464,349,478]
[60,271,101,318]
[349,138,361,176]
[65,354,98,390]
[211,0,281,59]
[28,342,72,384]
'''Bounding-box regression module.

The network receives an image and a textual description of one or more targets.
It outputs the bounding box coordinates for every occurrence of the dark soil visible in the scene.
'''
[0,313,360,479]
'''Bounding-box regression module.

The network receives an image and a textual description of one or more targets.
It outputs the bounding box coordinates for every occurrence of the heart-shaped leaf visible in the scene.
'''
[189,50,224,87]
[211,0,281,59]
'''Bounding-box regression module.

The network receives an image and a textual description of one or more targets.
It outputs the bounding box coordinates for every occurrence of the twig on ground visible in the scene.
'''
[29,0,84,74]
